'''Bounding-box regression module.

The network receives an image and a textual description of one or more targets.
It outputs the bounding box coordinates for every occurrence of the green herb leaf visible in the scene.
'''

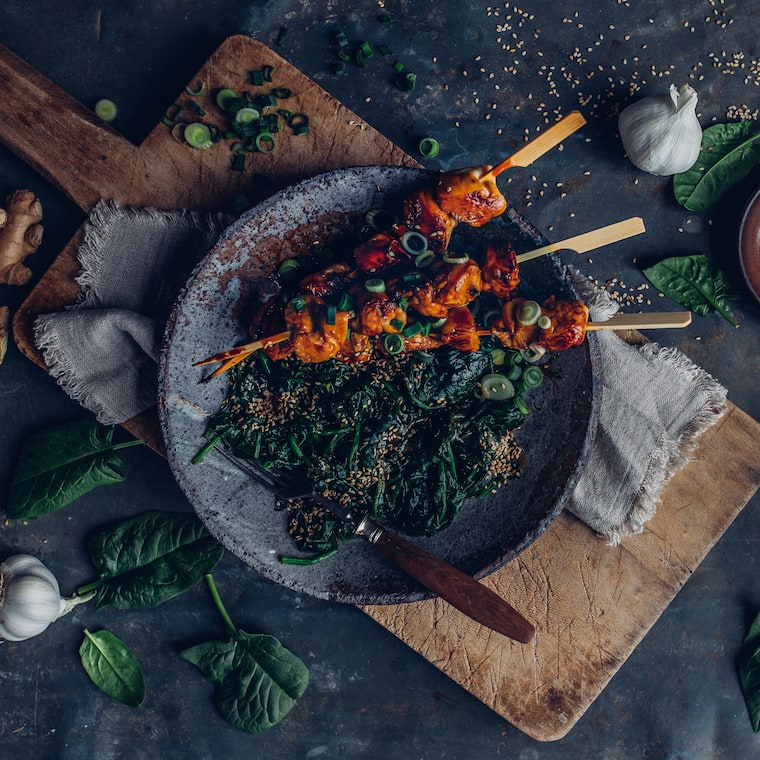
[642,254,739,327]
[82,511,224,610]
[181,632,309,734]
[7,417,142,520]
[738,611,760,733]
[673,121,760,212]
[79,628,146,707]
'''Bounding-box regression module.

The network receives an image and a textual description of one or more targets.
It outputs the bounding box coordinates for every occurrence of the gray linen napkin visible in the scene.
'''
[33,202,727,544]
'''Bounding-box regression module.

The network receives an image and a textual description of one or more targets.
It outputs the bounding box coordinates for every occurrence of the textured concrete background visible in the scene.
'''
[1,2,759,758]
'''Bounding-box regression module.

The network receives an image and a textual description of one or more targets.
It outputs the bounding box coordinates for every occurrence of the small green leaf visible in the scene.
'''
[181,632,309,733]
[642,254,739,327]
[673,121,760,212]
[79,628,146,707]
[738,611,760,733]
[7,417,142,519]
[84,511,224,610]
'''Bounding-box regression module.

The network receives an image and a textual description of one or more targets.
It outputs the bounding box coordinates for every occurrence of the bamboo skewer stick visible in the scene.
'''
[515,217,646,264]
[483,111,587,179]
[584,311,692,331]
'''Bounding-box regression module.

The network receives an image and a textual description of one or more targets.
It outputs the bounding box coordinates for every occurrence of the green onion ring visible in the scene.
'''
[365,278,386,293]
[401,230,428,254]
[442,252,470,264]
[414,250,436,268]
[418,137,440,158]
[516,300,541,326]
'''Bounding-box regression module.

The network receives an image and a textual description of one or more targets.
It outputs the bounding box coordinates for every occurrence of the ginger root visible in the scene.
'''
[0,190,44,286]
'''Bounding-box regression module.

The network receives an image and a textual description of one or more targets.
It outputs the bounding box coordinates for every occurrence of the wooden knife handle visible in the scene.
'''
[366,523,535,643]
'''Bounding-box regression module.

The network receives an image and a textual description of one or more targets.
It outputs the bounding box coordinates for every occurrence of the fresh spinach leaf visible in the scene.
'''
[7,417,143,520]
[673,121,760,212]
[642,254,739,327]
[79,510,224,610]
[738,610,760,733]
[181,575,309,734]
[79,628,146,708]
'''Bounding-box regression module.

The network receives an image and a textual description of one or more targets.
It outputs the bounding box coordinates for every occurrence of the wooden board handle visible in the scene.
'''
[0,43,139,211]
[587,311,692,331]
[516,217,646,263]
[370,526,535,643]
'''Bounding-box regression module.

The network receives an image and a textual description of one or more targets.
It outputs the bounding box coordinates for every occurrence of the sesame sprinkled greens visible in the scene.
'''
[202,339,530,556]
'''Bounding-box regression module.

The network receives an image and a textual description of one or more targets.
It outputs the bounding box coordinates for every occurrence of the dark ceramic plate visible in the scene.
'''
[739,186,760,304]
[158,166,600,605]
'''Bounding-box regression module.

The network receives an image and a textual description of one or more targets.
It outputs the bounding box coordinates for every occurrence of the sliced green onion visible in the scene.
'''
[235,107,261,124]
[442,252,470,264]
[537,314,552,330]
[522,366,544,389]
[480,373,515,401]
[289,113,310,136]
[326,305,337,325]
[273,87,293,99]
[263,65,275,82]
[392,60,405,72]
[170,122,188,144]
[398,296,407,310]
[491,348,507,366]
[334,62,348,76]
[429,317,447,329]
[383,333,405,354]
[230,141,248,155]
[255,131,278,153]
[516,300,542,326]
[335,30,349,47]
[94,98,118,122]
[401,230,428,254]
[186,82,206,97]
[184,122,213,149]
[414,250,436,268]
[418,137,440,158]
[291,296,306,312]
[188,100,206,116]
[403,322,423,338]
[365,278,386,293]
[520,343,546,363]
[365,207,396,229]
[378,43,393,56]
[395,71,417,91]
[389,318,405,331]
[506,363,523,381]
[402,271,423,284]
[277,258,301,279]
[215,88,237,110]
[514,396,531,415]
[250,70,265,86]
[356,41,374,67]
[337,292,353,310]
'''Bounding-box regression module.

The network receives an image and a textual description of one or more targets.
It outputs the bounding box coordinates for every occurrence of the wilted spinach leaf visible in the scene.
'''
[7,417,143,519]
[642,254,739,327]
[182,575,309,734]
[738,610,760,733]
[673,121,760,212]
[79,510,224,610]
[79,628,146,708]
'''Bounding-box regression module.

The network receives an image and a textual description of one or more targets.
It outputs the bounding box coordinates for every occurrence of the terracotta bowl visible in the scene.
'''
[739,186,760,303]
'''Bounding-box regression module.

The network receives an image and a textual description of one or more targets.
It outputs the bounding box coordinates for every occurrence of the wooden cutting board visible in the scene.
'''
[3,35,760,741]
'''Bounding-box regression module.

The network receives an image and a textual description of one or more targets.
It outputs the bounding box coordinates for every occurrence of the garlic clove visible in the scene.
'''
[0,554,68,642]
[618,84,702,176]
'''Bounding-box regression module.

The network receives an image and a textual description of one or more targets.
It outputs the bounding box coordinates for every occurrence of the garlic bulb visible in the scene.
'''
[618,84,702,176]
[0,554,67,641]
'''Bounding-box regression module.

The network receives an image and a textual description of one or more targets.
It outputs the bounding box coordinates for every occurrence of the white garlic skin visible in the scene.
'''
[0,554,67,642]
[618,84,702,176]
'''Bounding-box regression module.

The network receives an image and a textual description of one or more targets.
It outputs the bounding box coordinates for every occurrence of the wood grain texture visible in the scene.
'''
[3,35,759,742]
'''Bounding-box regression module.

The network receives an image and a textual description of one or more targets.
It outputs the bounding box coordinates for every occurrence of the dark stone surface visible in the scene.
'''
[1,2,759,758]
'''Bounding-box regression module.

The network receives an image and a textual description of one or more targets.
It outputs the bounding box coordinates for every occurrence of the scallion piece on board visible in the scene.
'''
[184,122,213,149]
[94,98,118,123]
[215,88,237,111]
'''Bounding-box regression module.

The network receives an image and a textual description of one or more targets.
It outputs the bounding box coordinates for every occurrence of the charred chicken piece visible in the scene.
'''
[539,296,589,351]
[349,287,407,336]
[353,228,413,273]
[248,294,294,361]
[299,261,355,299]
[285,294,350,363]
[402,189,457,253]
[430,257,483,308]
[336,331,374,364]
[434,165,507,227]
[440,307,480,352]
[482,241,520,300]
